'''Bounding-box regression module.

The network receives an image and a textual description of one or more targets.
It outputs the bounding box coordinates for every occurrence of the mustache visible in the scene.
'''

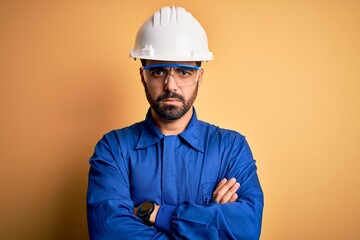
[157,92,185,102]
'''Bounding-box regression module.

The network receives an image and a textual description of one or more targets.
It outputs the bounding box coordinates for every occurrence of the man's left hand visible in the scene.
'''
[212,178,240,204]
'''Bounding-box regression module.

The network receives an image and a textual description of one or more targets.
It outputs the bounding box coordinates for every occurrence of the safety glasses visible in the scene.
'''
[142,63,201,87]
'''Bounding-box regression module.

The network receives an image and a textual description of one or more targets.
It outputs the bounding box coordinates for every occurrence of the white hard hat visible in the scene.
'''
[130,6,213,61]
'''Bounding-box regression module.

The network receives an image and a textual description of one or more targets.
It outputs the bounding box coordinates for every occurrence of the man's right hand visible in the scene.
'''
[212,178,240,204]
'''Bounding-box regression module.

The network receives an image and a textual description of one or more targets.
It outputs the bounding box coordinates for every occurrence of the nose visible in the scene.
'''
[164,71,178,92]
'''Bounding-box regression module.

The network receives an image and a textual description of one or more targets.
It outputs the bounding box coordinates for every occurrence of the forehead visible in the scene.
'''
[146,60,197,66]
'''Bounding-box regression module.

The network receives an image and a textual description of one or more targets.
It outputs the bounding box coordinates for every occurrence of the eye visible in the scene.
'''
[149,67,167,77]
[176,67,194,77]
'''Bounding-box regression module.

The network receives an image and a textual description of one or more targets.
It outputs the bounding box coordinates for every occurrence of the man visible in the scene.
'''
[87,6,263,240]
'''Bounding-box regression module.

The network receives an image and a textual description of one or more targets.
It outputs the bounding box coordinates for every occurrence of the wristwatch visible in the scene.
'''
[137,201,155,226]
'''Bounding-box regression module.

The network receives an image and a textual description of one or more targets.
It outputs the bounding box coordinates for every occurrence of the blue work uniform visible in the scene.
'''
[87,108,263,239]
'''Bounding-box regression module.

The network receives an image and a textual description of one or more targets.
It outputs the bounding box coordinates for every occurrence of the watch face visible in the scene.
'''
[139,202,153,212]
[138,201,154,218]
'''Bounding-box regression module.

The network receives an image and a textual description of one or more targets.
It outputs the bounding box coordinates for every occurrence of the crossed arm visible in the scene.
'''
[135,178,241,223]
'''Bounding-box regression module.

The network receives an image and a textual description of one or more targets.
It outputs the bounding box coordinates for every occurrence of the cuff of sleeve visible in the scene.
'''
[154,204,177,234]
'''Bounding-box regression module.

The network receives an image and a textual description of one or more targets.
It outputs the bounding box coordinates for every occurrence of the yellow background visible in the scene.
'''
[1,0,359,239]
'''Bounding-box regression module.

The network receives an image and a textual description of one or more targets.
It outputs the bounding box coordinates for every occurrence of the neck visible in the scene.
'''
[151,107,193,136]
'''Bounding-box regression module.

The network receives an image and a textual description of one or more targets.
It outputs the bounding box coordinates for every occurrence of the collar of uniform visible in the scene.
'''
[135,107,204,152]
[178,108,204,152]
[135,109,165,150]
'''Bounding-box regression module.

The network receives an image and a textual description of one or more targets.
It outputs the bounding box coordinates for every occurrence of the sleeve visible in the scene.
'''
[155,135,264,240]
[86,132,170,240]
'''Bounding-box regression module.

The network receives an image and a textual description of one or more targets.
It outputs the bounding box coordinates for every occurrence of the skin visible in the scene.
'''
[140,60,202,136]
[135,60,240,224]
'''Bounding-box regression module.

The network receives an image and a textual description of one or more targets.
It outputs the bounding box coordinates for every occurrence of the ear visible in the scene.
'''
[197,68,204,86]
[139,67,146,87]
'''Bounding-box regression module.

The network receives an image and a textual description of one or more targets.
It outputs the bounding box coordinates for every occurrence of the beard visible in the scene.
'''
[145,85,199,121]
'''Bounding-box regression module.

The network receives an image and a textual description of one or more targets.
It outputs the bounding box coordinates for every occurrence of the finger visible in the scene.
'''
[213,178,237,203]
[212,178,227,199]
[219,182,240,204]
[228,193,238,203]
[133,207,138,216]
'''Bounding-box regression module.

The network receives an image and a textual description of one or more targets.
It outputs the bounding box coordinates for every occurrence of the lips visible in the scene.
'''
[162,98,179,102]
[159,98,181,106]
